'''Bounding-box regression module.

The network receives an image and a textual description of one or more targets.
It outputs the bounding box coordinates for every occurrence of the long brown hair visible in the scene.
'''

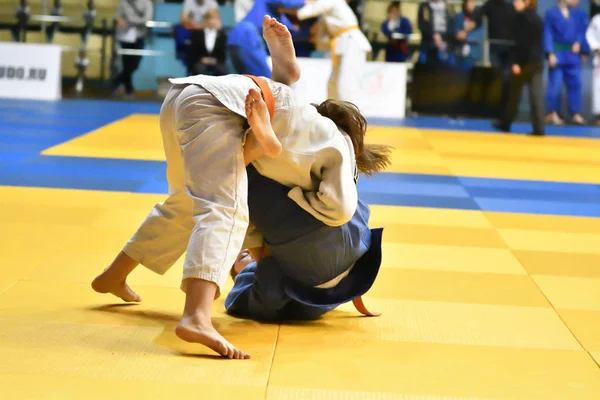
[313,99,393,176]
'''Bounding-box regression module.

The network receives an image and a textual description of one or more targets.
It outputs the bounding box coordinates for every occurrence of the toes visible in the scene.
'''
[248,88,262,100]
[262,15,271,28]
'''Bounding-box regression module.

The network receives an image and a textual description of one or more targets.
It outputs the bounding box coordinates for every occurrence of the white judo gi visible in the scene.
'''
[296,0,372,103]
[122,74,358,296]
[586,14,600,116]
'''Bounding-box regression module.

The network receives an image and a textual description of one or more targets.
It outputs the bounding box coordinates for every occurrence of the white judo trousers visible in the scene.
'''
[587,15,600,116]
[123,84,249,296]
[328,33,368,104]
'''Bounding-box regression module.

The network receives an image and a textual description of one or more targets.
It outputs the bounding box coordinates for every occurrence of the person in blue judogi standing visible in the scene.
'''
[226,163,385,322]
[544,0,590,125]
[227,0,305,77]
[381,1,413,63]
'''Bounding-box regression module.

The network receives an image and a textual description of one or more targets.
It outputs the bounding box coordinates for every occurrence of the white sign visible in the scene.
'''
[269,57,407,119]
[0,42,62,101]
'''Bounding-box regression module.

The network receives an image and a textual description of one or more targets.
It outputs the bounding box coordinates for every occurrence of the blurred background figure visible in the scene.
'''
[181,0,219,30]
[586,5,600,125]
[288,0,372,103]
[227,0,302,78]
[112,0,154,98]
[188,8,228,76]
[462,0,516,117]
[381,1,413,63]
[592,0,600,17]
[417,0,455,65]
[234,0,255,23]
[454,0,481,69]
[494,0,545,136]
[544,0,589,125]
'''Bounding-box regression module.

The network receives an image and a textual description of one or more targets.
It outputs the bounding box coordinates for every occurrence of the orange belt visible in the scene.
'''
[330,25,359,68]
[243,74,275,121]
[353,297,381,317]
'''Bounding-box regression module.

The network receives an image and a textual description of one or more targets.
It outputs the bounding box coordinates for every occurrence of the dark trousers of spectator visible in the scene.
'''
[490,45,512,115]
[188,62,228,77]
[112,38,144,95]
[498,62,545,135]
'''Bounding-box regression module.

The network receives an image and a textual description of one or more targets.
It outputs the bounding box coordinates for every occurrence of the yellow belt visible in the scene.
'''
[330,25,359,68]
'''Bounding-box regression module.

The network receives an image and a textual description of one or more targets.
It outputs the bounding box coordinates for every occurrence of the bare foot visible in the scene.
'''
[243,129,266,165]
[176,317,250,359]
[92,268,142,303]
[262,15,300,85]
[245,88,282,157]
[572,114,587,125]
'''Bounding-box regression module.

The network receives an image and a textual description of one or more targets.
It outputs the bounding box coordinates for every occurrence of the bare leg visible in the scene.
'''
[262,15,300,86]
[175,278,250,359]
[92,251,142,302]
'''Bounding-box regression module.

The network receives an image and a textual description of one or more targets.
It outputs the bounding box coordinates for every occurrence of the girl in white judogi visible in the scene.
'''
[586,14,600,125]
[92,15,390,360]
[288,0,372,103]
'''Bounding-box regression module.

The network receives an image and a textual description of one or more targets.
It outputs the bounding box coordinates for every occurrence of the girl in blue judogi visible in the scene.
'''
[226,163,385,322]
[544,0,590,125]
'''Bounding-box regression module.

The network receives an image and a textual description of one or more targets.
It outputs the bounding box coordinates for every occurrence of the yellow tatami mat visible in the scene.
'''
[1,184,600,399]
[4,106,600,399]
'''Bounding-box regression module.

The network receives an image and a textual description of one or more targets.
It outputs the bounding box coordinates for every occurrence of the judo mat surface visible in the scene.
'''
[1,98,600,399]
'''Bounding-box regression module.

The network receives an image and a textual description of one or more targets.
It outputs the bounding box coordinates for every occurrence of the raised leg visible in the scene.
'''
[262,15,300,86]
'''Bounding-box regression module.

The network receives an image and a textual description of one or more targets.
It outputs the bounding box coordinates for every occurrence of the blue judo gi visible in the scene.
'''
[544,5,590,115]
[225,165,383,322]
[380,17,413,63]
[227,0,305,78]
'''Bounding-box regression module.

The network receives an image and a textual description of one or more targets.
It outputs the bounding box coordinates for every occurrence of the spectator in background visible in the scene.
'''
[381,1,413,63]
[454,0,481,69]
[462,0,515,117]
[290,16,319,57]
[181,0,219,30]
[417,0,455,65]
[592,0,600,18]
[188,8,228,76]
[227,0,303,77]
[544,0,589,125]
[112,0,154,98]
[586,9,600,124]
[348,0,366,30]
[494,0,545,136]
[234,0,255,23]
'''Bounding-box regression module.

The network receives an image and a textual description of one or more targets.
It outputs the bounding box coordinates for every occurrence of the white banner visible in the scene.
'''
[270,57,407,119]
[0,42,62,101]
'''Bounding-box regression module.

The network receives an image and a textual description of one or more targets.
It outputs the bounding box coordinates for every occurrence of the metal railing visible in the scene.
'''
[1,0,114,94]
[2,0,516,95]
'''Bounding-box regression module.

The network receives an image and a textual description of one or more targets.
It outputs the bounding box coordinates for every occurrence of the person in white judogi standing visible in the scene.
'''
[586,13,600,125]
[286,0,372,103]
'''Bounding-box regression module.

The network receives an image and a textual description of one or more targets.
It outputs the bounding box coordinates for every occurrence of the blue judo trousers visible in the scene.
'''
[544,6,590,115]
